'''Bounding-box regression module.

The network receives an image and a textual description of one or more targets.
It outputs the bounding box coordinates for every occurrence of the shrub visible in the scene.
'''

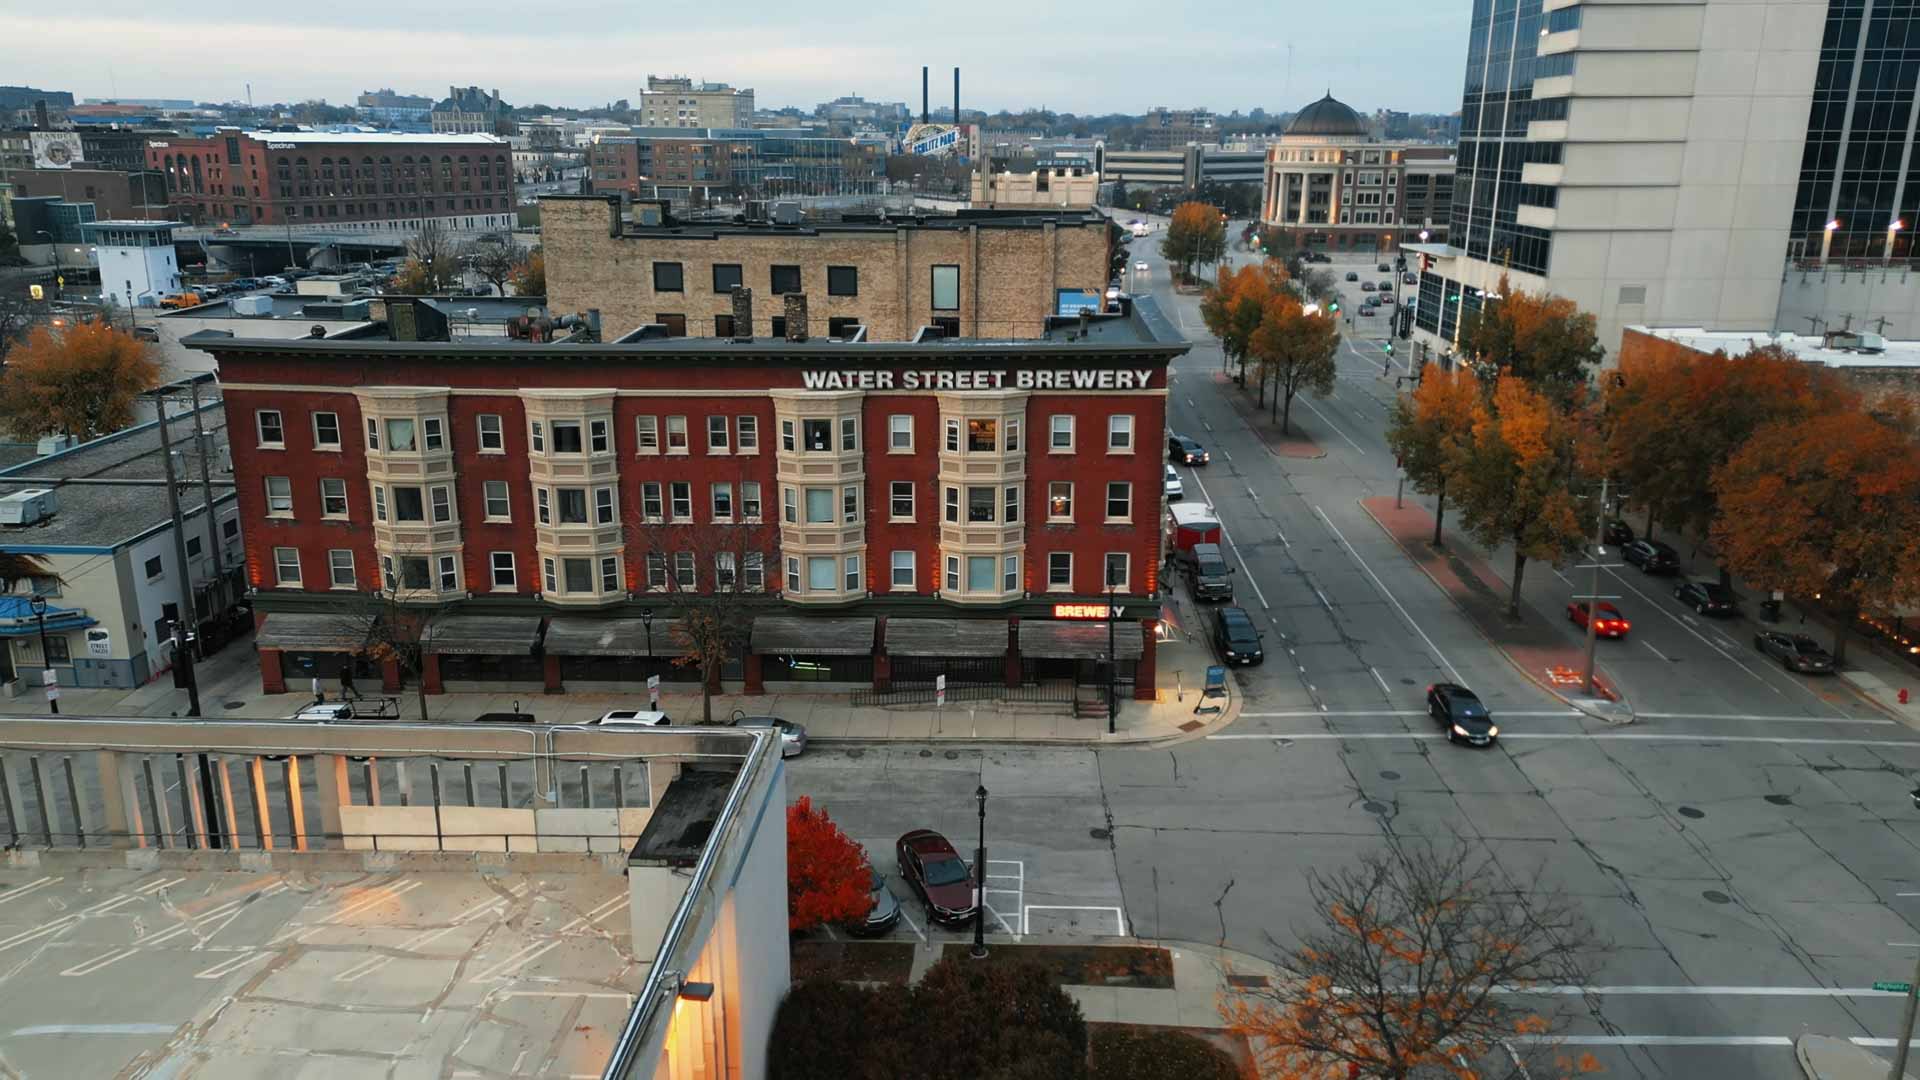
[912,957,1087,1080]
[766,979,913,1080]
[1090,1027,1239,1080]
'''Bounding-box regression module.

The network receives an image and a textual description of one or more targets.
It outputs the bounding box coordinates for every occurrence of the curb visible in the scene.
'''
[809,689,1244,751]
[1355,499,1636,724]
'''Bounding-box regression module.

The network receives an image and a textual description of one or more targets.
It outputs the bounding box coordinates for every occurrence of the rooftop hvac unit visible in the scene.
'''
[35,434,74,456]
[230,294,273,317]
[0,489,58,526]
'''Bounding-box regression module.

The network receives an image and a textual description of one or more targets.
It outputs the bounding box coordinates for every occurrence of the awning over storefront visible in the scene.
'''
[251,612,364,652]
[543,617,687,658]
[886,618,1010,658]
[425,615,543,656]
[1018,619,1144,661]
[751,616,875,656]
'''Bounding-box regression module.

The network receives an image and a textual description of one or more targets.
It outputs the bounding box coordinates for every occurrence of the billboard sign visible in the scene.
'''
[29,132,83,170]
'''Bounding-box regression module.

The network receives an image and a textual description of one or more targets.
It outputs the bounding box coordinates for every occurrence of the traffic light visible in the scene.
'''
[1328,299,1341,315]
[1384,341,1394,356]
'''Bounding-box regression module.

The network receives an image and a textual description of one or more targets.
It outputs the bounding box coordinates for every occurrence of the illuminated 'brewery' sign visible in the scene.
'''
[802,368,1154,391]
[1053,603,1124,620]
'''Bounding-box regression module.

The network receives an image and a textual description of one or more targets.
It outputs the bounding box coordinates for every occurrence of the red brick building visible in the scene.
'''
[588,137,737,199]
[146,128,515,232]
[191,299,1187,700]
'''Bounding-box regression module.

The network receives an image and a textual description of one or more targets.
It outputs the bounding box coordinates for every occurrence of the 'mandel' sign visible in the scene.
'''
[803,368,1154,391]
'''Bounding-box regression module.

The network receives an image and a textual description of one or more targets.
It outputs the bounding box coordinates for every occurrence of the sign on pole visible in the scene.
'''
[936,674,947,708]
[1876,981,1914,993]
[647,673,661,709]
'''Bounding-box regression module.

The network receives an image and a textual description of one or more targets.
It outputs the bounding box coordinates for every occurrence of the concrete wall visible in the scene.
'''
[1775,266,1920,342]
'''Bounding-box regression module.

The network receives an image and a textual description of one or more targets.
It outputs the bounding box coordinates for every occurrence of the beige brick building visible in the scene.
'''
[639,76,753,129]
[970,160,1100,210]
[541,195,1115,342]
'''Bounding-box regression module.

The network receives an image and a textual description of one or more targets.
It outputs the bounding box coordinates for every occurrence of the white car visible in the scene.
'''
[1164,463,1184,501]
[1135,261,1150,273]
[589,709,671,726]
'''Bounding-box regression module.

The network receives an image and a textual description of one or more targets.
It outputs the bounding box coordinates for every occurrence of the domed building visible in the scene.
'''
[1258,92,1455,255]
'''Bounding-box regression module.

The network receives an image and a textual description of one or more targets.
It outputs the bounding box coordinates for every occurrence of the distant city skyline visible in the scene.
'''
[6,0,1471,118]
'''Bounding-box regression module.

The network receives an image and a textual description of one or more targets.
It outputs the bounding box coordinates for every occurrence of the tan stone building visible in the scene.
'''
[970,160,1099,210]
[1259,93,1456,253]
[639,76,754,129]
[542,195,1116,342]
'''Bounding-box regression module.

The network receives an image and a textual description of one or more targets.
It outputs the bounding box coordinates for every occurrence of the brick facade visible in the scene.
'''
[541,196,1114,342]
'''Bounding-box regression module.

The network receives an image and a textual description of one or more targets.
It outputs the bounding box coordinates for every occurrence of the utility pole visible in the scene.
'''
[187,379,225,588]
[1582,477,1608,697]
[152,392,201,715]
[1889,946,1920,1080]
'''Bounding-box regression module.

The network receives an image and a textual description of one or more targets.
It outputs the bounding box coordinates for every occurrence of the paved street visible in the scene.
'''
[787,221,1920,1078]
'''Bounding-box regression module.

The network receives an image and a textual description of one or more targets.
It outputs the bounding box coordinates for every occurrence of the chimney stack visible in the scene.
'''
[922,67,929,126]
[731,285,754,342]
[784,294,809,342]
[953,68,960,125]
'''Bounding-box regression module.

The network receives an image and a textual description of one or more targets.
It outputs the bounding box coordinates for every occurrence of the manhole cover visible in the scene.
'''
[1399,678,1416,686]
[1178,720,1204,732]
[1764,794,1793,806]
[1379,770,1401,780]
[846,748,865,758]
[917,749,931,757]
[1363,800,1391,815]
[223,701,245,710]
[1090,827,1110,840]
[1677,806,1705,819]
[1702,889,1732,904]
[944,750,959,760]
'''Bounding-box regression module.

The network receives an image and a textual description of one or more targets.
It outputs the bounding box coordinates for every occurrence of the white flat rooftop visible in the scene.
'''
[0,864,639,1078]
[1629,325,1920,369]
[243,131,506,146]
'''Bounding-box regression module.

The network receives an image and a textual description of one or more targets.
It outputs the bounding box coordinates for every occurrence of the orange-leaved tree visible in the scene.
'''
[0,321,159,441]
[1711,409,1920,663]
[1458,274,1604,396]
[1161,201,1226,283]
[509,250,546,297]
[1200,261,1286,380]
[1453,373,1590,617]
[1248,289,1340,434]
[1221,837,1606,1080]
[787,796,873,933]
[1386,364,1481,547]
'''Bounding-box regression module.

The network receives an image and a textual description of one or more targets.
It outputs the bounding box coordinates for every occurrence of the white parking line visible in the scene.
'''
[1209,732,1920,748]
[895,907,927,942]
[1023,905,1129,937]
[1314,505,1463,684]
[0,876,63,905]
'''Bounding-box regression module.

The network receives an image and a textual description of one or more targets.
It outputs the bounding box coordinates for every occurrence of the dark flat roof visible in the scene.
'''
[631,768,737,866]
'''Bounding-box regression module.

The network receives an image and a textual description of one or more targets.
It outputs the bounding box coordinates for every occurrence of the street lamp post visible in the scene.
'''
[971,784,989,959]
[639,607,655,657]
[1581,478,1609,696]
[1889,220,1906,265]
[1822,218,1841,265]
[28,595,57,714]
[1106,582,1118,733]
[36,230,61,300]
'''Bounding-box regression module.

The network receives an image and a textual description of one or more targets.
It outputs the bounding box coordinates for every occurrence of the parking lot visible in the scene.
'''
[787,746,1131,943]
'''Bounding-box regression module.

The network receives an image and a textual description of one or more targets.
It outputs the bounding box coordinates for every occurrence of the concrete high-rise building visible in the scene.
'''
[1414,0,1830,357]
[639,76,754,129]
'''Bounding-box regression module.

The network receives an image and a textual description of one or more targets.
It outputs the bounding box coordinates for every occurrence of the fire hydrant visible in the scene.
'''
[1900,688,1910,706]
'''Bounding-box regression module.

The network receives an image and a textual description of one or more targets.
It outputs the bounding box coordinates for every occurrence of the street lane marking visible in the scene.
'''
[0,876,62,905]
[1313,506,1463,684]
[1370,667,1392,695]
[1190,474,1272,611]
[1635,711,1893,726]
[1313,587,1332,611]
[1642,640,1673,663]
[1299,397,1365,454]
[1209,732,1920,748]
[194,950,272,980]
[1603,567,1776,689]
[1239,709,1580,719]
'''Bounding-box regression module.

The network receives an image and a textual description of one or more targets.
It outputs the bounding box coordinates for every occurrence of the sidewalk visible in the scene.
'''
[1798,1034,1916,1079]
[0,631,1240,748]
[1358,496,1630,722]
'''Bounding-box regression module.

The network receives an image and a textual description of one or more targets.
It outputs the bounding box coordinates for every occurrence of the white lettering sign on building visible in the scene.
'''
[800,369,1156,391]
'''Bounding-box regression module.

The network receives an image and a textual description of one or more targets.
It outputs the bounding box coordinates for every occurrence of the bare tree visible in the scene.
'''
[627,477,780,723]
[462,238,522,296]
[1221,835,1607,1080]
[397,222,458,293]
[328,562,435,723]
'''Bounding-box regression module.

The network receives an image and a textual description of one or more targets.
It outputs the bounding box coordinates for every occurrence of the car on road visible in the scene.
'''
[589,709,672,726]
[1344,271,1359,281]
[1307,252,1332,263]
[1404,272,1418,285]
[1378,280,1395,291]
[1183,541,1235,603]
[1135,261,1150,273]
[130,325,160,342]
[1212,605,1263,665]
[896,829,977,925]
[1377,262,1391,272]
[1566,601,1631,638]
[1168,433,1209,465]
[848,866,902,936]
[1602,520,1635,547]
[1754,631,1836,674]
[1360,281,1376,291]
[1164,463,1184,501]
[1620,538,1679,575]
[727,712,808,757]
[1427,683,1498,746]
[1674,580,1738,616]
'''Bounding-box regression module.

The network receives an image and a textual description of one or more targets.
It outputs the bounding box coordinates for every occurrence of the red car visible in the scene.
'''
[1566,601,1631,638]
[895,829,977,925]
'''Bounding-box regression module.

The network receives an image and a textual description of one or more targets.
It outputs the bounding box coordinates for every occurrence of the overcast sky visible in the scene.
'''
[8,1,1471,116]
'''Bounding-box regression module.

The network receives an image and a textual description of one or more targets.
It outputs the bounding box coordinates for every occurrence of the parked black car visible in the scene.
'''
[1754,631,1836,674]
[1621,539,1679,574]
[1212,606,1264,665]
[1184,542,1236,603]
[1427,683,1497,746]
[1602,520,1635,547]
[1674,580,1737,617]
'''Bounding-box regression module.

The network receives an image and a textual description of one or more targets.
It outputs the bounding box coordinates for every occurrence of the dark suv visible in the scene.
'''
[1675,580,1737,617]
[1168,434,1209,465]
[1185,542,1235,602]
[1212,606,1264,665]
[1621,539,1679,575]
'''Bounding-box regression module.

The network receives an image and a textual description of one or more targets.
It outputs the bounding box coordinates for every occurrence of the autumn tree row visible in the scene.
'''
[1198,262,1340,435]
